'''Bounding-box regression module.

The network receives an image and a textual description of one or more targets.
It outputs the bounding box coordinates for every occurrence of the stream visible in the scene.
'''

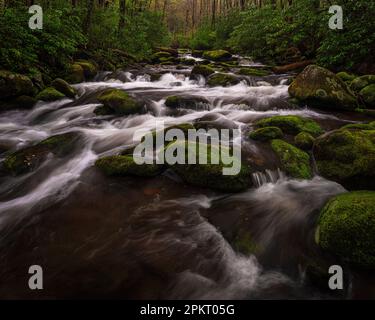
[0,53,374,299]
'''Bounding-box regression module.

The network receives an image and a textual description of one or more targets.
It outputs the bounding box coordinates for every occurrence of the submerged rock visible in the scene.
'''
[256,115,323,137]
[202,50,232,62]
[316,191,375,268]
[96,89,144,116]
[313,129,375,190]
[0,70,34,99]
[288,65,358,110]
[164,140,252,192]
[207,73,240,87]
[249,127,283,141]
[95,155,163,177]
[51,78,76,99]
[36,87,65,101]
[2,132,81,175]
[271,139,312,179]
[165,95,209,110]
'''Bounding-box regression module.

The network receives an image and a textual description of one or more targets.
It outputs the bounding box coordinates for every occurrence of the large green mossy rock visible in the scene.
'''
[36,87,65,101]
[360,84,375,108]
[316,191,375,268]
[249,127,283,141]
[314,129,375,190]
[190,65,214,79]
[0,70,34,99]
[51,78,76,99]
[336,72,356,83]
[75,60,98,79]
[2,132,81,175]
[202,50,232,62]
[256,115,323,137]
[289,65,358,110]
[164,140,252,192]
[165,95,209,110]
[350,75,375,92]
[341,122,375,131]
[207,73,240,87]
[95,155,163,177]
[66,64,85,84]
[271,139,312,179]
[294,131,315,150]
[96,89,143,116]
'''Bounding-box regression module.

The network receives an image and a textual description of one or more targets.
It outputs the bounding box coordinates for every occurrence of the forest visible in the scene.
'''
[0,0,375,300]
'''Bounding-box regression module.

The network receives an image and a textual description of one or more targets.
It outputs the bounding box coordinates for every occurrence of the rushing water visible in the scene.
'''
[0,54,373,299]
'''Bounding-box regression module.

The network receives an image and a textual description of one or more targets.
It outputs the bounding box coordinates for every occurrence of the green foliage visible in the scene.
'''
[190,22,217,50]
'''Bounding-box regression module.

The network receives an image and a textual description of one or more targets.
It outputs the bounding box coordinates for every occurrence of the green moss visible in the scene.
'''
[271,139,312,179]
[165,95,208,109]
[317,191,375,268]
[360,84,375,108]
[75,60,97,79]
[3,132,80,175]
[336,72,356,82]
[190,65,214,79]
[294,131,315,150]
[239,68,269,77]
[249,126,283,141]
[256,115,323,136]
[95,155,162,177]
[164,140,252,192]
[233,231,260,255]
[66,64,85,84]
[313,129,375,190]
[350,75,375,92]
[36,87,65,101]
[341,123,375,131]
[51,78,76,99]
[202,50,232,61]
[0,70,34,99]
[288,65,358,110]
[207,73,240,87]
[97,89,143,115]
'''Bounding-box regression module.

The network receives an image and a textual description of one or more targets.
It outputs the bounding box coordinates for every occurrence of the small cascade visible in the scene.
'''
[252,169,285,187]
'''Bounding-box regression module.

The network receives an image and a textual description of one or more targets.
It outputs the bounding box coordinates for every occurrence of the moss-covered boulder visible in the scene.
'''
[207,73,240,87]
[95,155,162,177]
[96,89,143,116]
[0,95,36,110]
[350,75,375,92]
[316,191,375,268]
[75,60,98,79]
[0,70,34,99]
[239,68,270,77]
[294,132,315,150]
[151,51,172,63]
[51,78,76,99]
[249,127,283,141]
[164,140,252,192]
[336,72,356,83]
[190,65,214,79]
[360,84,375,108]
[66,64,85,84]
[165,95,209,110]
[191,50,203,58]
[288,65,358,110]
[271,139,312,179]
[36,87,65,101]
[2,132,81,175]
[256,115,323,137]
[314,129,375,190]
[202,50,232,62]
[155,47,178,57]
[341,122,375,131]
